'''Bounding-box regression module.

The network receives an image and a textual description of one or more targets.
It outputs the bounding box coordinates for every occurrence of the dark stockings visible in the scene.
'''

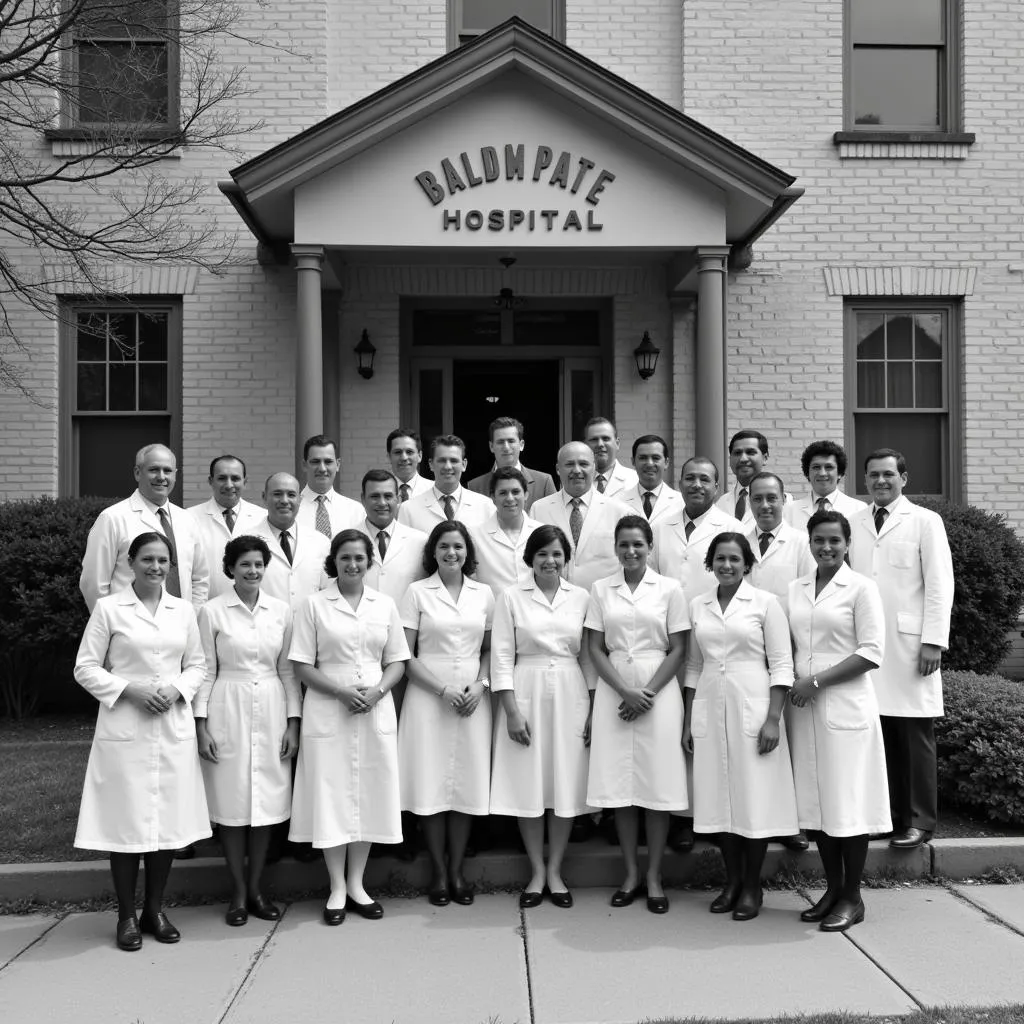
[220,825,272,907]
[110,851,175,922]
[814,830,868,902]
[422,812,473,890]
[742,838,768,897]
[719,834,767,896]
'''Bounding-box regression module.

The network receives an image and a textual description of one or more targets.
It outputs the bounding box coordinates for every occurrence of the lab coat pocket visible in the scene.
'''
[690,698,708,739]
[206,689,233,756]
[301,692,340,738]
[96,701,137,742]
[887,541,918,570]
[825,688,869,731]
[742,697,771,738]
[896,612,924,637]
[373,695,397,736]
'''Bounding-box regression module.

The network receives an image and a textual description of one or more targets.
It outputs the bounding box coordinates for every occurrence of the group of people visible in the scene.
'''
[73,416,954,952]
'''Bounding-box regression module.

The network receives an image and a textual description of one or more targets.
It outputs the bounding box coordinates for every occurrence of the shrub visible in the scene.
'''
[0,496,117,717]
[915,498,1024,674]
[937,670,1024,826]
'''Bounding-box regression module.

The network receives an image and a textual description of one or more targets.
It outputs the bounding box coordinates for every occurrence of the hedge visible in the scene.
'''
[937,670,1024,826]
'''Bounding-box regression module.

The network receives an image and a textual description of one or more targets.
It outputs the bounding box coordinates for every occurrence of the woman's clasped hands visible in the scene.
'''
[617,686,655,722]
[789,676,818,708]
[338,683,382,714]
[122,680,180,716]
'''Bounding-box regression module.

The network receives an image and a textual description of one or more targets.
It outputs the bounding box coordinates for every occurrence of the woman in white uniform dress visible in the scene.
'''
[74,532,209,952]
[470,468,540,597]
[195,535,300,927]
[288,529,410,925]
[586,515,689,915]
[399,520,494,907]
[788,510,888,934]
[682,531,798,922]
[491,524,595,910]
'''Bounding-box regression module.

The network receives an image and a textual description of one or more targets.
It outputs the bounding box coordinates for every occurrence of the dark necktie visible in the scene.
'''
[155,507,181,598]
[816,497,829,513]
[759,531,772,556]
[279,530,294,565]
[314,495,331,538]
[735,488,748,521]
[223,507,235,534]
[377,530,388,560]
[874,507,888,534]
[596,475,607,494]
[399,483,410,503]
[642,491,655,518]
[569,498,583,547]
[441,494,455,521]
[684,520,695,541]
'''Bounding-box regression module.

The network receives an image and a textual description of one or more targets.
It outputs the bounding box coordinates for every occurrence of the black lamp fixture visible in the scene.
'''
[633,330,660,381]
[354,329,376,380]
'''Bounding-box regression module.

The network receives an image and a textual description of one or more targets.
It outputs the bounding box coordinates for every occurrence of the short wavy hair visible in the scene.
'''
[222,535,271,579]
[422,520,478,577]
[704,531,755,573]
[324,529,374,577]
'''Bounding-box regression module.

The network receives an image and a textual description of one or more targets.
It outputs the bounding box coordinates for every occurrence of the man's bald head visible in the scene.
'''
[263,472,301,530]
[556,442,595,498]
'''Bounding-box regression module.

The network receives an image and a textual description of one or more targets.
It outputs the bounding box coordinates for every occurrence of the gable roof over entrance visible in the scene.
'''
[221,18,800,254]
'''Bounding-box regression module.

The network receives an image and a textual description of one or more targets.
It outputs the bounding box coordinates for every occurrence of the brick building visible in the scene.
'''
[1,1,1020,533]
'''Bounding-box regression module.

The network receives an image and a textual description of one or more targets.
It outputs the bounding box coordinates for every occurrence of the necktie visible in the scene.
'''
[816,497,829,513]
[569,498,583,547]
[223,507,235,534]
[279,530,293,565]
[642,491,655,518]
[759,531,772,556]
[596,475,607,494]
[684,520,695,541]
[874,507,888,534]
[314,495,331,538]
[735,488,748,521]
[441,494,455,521]
[377,530,388,560]
[155,507,181,598]
[399,483,410,503]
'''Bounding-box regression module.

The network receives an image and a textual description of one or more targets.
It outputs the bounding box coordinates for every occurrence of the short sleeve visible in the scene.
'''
[398,584,423,631]
[289,595,319,665]
[853,577,886,667]
[762,595,795,689]
[382,597,412,665]
[665,580,690,634]
[584,584,606,632]
[482,586,496,631]
[489,591,517,692]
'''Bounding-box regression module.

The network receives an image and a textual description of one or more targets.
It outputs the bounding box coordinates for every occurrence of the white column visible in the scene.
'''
[291,244,325,471]
[695,246,730,474]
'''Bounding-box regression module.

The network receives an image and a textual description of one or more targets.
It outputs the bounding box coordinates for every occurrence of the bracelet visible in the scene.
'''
[477,677,490,691]
[812,676,819,689]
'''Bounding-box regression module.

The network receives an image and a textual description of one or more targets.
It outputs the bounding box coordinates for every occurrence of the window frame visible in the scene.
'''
[843,0,961,135]
[62,0,180,132]
[59,298,183,498]
[843,298,962,502]
[446,0,566,49]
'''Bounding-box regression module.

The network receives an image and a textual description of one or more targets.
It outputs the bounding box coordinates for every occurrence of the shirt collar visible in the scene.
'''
[562,488,592,509]
[432,485,463,503]
[363,519,394,538]
[136,491,167,516]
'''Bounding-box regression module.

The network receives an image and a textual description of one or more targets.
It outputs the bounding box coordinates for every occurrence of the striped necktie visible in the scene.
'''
[314,495,331,538]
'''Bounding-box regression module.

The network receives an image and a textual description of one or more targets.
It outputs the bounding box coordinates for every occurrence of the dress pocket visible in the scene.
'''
[170,702,196,742]
[301,692,340,738]
[373,696,397,736]
[825,687,869,731]
[742,697,770,738]
[95,701,138,742]
[690,698,708,739]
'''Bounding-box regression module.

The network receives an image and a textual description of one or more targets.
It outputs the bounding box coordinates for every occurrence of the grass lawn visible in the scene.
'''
[647,1011,1024,1024]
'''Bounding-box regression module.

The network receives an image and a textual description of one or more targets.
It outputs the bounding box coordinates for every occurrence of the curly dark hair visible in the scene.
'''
[324,529,374,577]
[422,520,478,577]
[222,535,272,578]
[704,531,755,573]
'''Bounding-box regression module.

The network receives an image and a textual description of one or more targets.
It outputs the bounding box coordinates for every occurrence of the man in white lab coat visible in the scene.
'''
[398,434,493,532]
[785,440,867,529]
[620,434,684,529]
[715,429,791,528]
[582,416,638,497]
[296,434,363,541]
[849,449,954,850]
[387,428,433,503]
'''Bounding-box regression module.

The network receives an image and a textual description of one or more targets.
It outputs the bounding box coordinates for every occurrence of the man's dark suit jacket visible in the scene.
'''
[467,463,557,512]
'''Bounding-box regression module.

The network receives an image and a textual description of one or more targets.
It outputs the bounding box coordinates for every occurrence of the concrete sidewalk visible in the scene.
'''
[2,885,1024,1024]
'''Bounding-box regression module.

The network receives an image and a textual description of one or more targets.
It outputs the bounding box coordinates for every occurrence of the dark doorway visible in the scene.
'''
[452,360,561,484]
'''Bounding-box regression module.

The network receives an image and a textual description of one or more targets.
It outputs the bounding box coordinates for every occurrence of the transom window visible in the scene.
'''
[448,0,565,48]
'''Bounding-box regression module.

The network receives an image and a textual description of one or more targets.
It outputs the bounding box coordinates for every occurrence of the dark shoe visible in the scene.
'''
[668,825,696,854]
[346,896,384,920]
[549,889,574,909]
[225,903,248,927]
[889,827,932,849]
[451,884,475,906]
[778,831,809,852]
[800,890,840,923]
[246,895,280,921]
[428,885,450,907]
[646,895,669,914]
[732,887,763,921]
[820,898,865,932]
[709,884,741,914]
[116,917,142,951]
[519,890,544,909]
[139,911,180,943]
[610,886,641,908]
[322,905,346,926]
[172,844,196,860]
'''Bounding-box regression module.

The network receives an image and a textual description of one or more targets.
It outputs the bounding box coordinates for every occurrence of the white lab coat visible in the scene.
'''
[187,497,265,600]
[79,490,209,611]
[397,485,494,532]
[398,574,494,815]
[356,520,429,605]
[249,519,330,614]
[715,485,793,529]
[73,589,211,852]
[787,564,891,836]
[650,506,743,603]
[295,486,363,539]
[469,513,541,598]
[490,577,595,818]
[848,497,954,717]
[531,489,632,593]
[684,582,798,837]
[746,521,816,615]
[595,461,638,498]
[195,590,300,827]
[288,586,410,846]
[585,569,690,811]
[784,489,867,529]
[398,473,433,501]
[620,482,685,529]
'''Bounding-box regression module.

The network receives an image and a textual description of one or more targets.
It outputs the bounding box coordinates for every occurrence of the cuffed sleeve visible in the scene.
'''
[853,578,886,668]
[489,592,516,692]
[763,595,795,690]
[73,601,129,708]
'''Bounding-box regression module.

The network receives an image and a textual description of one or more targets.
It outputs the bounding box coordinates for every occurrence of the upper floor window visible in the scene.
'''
[68,0,177,129]
[448,0,565,48]
[846,0,959,132]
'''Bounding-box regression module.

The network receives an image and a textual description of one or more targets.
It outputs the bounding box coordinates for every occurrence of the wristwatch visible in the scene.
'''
[477,677,490,691]
[812,676,820,689]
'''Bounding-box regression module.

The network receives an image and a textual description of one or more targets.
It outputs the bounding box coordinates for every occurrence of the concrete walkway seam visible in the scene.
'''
[841,927,927,1013]
[518,906,536,1024]
[945,884,1024,941]
[214,904,288,1024]
[0,912,65,974]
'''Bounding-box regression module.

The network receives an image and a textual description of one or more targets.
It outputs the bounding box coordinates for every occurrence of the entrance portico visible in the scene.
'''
[221,19,800,480]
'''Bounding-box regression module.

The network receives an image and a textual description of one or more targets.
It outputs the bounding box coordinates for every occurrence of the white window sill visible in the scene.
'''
[833,132,975,160]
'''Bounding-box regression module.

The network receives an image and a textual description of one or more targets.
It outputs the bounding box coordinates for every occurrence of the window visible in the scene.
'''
[68,0,177,128]
[845,0,959,132]
[61,302,182,498]
[448,0,565,48]
[845,302,960,499]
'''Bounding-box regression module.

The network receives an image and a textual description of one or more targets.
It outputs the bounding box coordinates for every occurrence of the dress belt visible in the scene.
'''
[215,671,281,683]
[517,654,577,665]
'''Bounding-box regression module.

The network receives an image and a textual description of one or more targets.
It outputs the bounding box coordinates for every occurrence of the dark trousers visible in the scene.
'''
[880,715,937,832]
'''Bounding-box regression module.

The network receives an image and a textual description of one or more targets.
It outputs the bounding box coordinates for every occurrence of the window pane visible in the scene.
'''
[887,362,913,407]
[852,48,939,128]
[886,315,913,359]
[77,415,171,499]
[857,362,885,407]
[78,42,169,124]
[461,0,553,33]
[108,363,136,410]
[412,310,501,346]
[856,312,885,359]
[855,413,944,494]
[76,316,107,361]
[139,364,167,410]
[915,313,943,359]
[850,0,944,44]
[513,311,600,347]
[569,369,595,445]
[138,312,169,359]
[915,362,943,408]
[77,364,106,411]
[106,313,137,362]
[418,369,444,446]
[77,0,170,38]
